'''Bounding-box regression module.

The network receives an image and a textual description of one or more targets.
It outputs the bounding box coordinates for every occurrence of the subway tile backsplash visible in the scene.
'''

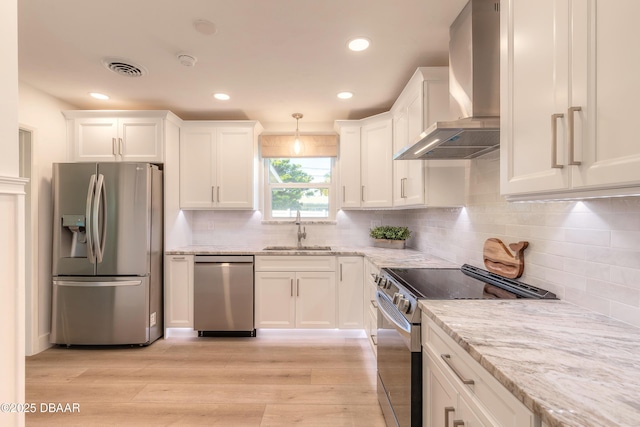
[187,152,640,327]
[405,153,640,328]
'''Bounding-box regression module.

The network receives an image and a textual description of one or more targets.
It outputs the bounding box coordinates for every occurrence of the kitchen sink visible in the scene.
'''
[263,245,332,251]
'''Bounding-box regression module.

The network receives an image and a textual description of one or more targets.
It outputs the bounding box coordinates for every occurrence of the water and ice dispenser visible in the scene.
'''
[61,214,87,258]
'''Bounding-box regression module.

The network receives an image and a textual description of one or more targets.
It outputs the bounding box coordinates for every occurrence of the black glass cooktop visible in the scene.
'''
[383,264,557,300]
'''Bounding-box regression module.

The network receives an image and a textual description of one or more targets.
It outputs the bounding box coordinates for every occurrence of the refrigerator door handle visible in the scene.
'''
[93,173,107,263]
[85,174,97,264]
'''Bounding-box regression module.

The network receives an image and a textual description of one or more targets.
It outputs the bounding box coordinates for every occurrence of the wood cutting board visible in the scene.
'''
[483,238,529,279]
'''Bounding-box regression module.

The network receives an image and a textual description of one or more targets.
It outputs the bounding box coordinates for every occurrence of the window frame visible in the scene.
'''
[262,157,336,221]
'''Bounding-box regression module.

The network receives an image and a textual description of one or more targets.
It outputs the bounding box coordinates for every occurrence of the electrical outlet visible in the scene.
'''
[150,312,156,327]
[370,220,381,229]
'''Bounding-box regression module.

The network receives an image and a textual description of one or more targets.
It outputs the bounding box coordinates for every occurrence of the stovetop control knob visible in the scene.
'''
[392,292,403,304]
[398,298,411,313]
[378,278,387,288]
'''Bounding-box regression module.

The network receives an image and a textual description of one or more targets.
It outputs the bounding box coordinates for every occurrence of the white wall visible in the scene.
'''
[0,0,18,177]
[406,152,640,328]
[18,82,75,355]
[0,0,24,426]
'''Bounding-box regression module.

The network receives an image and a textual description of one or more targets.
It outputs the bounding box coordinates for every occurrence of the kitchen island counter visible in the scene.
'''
[419,299,640,427]
[166,245,458,269]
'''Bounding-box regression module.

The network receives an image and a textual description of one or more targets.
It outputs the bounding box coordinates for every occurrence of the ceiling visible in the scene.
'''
[18,0,468,129]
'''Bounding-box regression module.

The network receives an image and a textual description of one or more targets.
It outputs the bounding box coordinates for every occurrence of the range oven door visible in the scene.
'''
[376,291,422,427]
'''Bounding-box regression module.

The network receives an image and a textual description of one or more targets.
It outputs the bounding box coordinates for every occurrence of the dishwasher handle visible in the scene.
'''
[195,255,254,263]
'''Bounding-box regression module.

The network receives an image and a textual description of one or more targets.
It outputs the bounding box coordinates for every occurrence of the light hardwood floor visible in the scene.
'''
[25,330,386,426]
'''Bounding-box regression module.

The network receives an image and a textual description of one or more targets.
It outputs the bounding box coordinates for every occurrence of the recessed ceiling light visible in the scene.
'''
[348,37,370,52]
[89,92,109,100]
[193,19,217,35]
[337,91,354,99]
[213,93,230,101]
[177,53,197,67]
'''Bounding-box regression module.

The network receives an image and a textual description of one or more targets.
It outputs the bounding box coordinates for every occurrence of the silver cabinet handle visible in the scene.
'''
[118,137,123,156]
[361,185,365,202]
[340,264,343,281]
[568,106,582,165]
[445,407,455,427]
[290,278,294,297]
[551,113,564,169]
[453,421,465,427]
[112,138,117,156]
[211,186,215,203]
[296,278,300,296]
[441,354,474,385]
[172,256,185,260]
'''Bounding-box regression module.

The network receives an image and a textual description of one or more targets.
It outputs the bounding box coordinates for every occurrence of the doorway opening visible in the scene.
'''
[19,128,36,356]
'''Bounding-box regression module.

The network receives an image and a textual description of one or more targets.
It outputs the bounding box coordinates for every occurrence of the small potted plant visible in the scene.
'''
[369,225,411,249]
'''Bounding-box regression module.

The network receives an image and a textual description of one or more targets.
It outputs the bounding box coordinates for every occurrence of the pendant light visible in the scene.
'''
[291,113,304,155]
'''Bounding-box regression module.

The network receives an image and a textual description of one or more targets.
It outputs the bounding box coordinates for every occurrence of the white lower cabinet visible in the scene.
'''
[255,256,336,329]
[363,258,379,356]
[337,256,364,329]
[164,255,194,329]
[422,314,538,427]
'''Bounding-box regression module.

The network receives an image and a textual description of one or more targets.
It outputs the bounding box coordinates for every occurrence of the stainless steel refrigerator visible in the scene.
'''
[51,162,163,346]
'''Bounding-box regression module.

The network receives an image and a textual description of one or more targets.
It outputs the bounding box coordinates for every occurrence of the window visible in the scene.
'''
[264,157,334,220]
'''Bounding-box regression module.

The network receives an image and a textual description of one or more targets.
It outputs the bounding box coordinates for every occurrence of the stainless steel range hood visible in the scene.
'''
[394,0,500,160]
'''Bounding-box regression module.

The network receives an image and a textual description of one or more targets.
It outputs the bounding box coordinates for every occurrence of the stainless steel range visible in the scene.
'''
[374,264,556,427]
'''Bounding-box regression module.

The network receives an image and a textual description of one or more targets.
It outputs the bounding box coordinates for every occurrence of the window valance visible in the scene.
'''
[259,134,338,158]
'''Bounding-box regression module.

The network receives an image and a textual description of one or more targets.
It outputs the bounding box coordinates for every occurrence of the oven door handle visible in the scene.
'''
[376,291,412,335]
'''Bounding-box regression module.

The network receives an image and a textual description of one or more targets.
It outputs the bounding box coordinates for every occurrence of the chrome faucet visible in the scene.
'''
[295,210,306,248]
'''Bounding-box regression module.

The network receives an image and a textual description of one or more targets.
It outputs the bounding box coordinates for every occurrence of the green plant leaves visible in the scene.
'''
[369,225,411,241]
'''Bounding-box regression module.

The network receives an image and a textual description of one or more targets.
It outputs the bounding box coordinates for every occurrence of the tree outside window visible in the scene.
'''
[267,158,332,219]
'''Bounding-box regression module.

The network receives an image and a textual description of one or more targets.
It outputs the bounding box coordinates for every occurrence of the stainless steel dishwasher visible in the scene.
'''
[194,255,255,337]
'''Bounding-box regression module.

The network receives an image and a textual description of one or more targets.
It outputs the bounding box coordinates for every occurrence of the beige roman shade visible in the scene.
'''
[260,134,338,158]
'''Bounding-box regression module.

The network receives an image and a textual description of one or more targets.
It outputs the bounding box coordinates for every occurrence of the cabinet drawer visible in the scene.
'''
[255,255,336,272]
[422,313,535,427]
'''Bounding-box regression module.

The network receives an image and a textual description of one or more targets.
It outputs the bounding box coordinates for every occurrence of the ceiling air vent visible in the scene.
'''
[102,57,148,77]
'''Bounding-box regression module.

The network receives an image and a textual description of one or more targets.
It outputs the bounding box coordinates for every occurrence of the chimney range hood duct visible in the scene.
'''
[394,0,500,160]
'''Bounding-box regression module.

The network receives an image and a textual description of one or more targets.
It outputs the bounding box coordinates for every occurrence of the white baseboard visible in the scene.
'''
[164,328,199,338]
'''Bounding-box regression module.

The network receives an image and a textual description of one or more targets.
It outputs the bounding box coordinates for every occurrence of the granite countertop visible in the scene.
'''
[419,299,640,427]
[166,245,458,269]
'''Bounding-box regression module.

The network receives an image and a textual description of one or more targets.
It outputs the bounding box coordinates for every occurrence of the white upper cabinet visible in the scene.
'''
[391,67,467,207]
[501,0,640,199]
[336,113,393,209]
[361,115,393,208]
[338,125,362,208]
[179,121,262,209]
[63,110,178,163]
